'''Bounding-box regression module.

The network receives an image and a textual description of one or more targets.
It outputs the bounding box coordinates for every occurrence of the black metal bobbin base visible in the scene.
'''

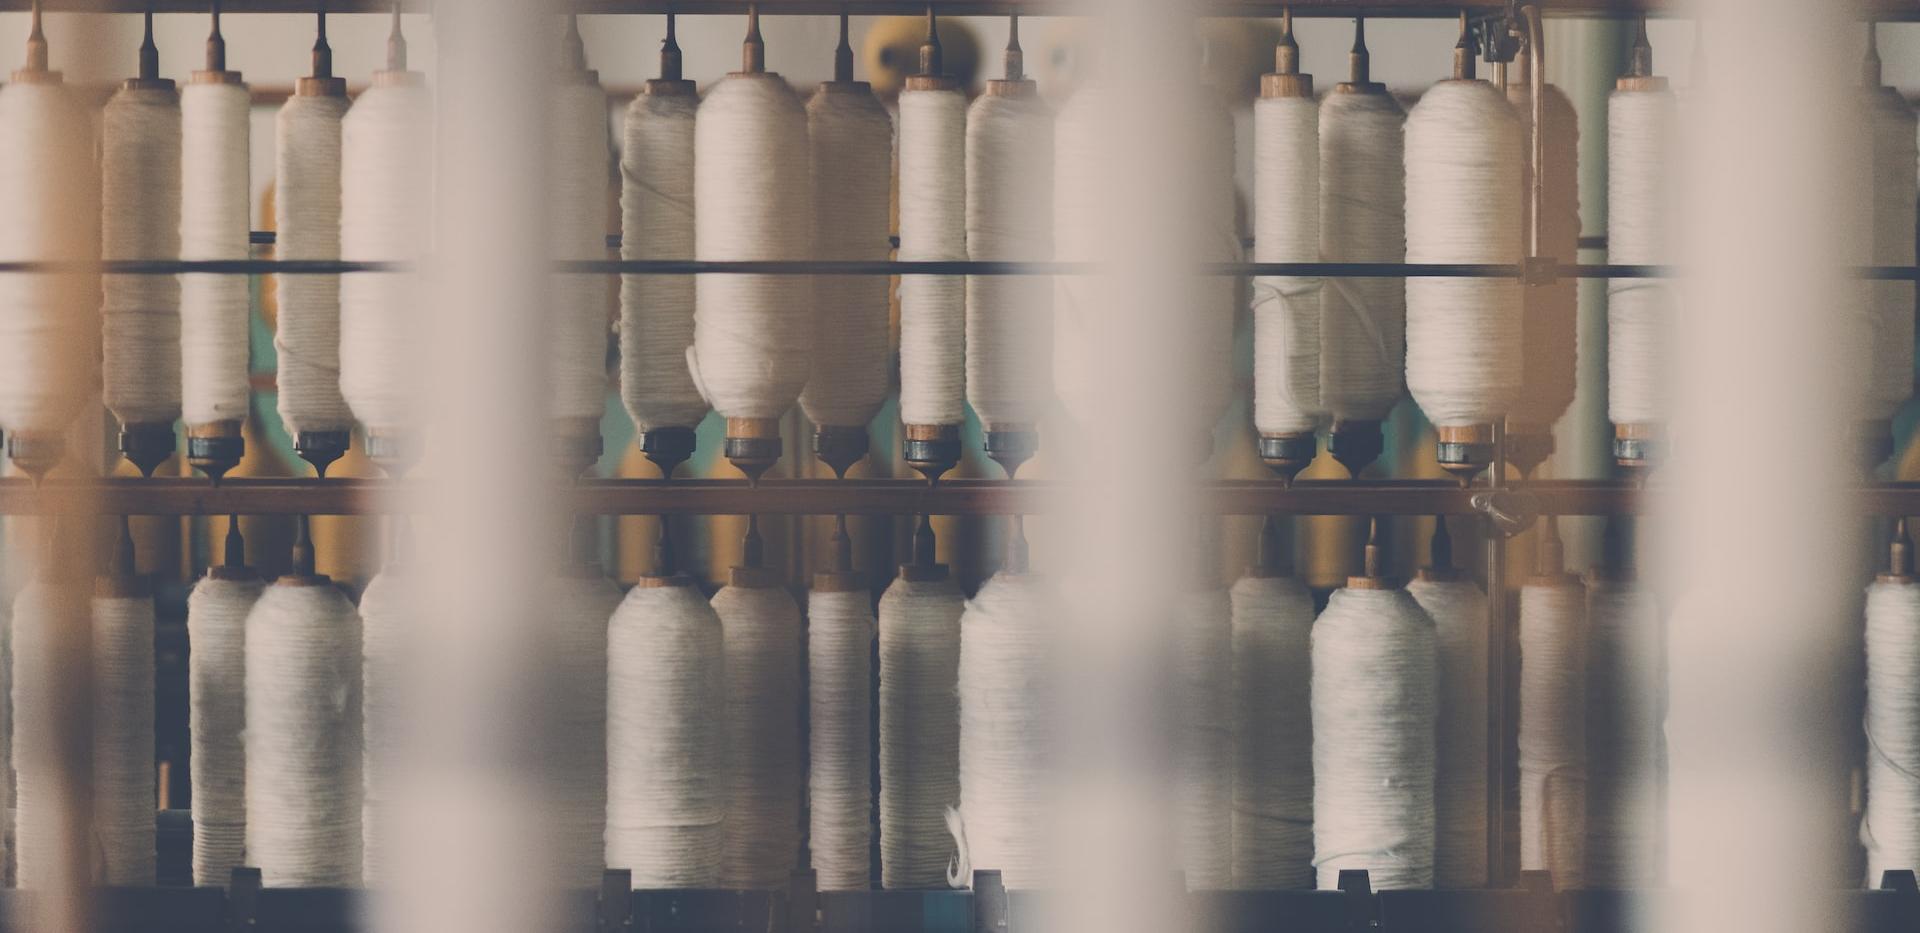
[1612,426,1661,474]
[1258,432,1317,486]
[1435,424,1494,487]
[294,430,351,478]
[6,431,62,482]
[639,426,698,479]
[552,430,606,480]
[1327,419,1383,479]
[724,417,783,484]
[118,422,176,478]
[187,424,245,484]
[813,425,870,479]
[904,423,962,484]
[984,428,1038,480]
[364,431,419,477]
[1504,428,1554,479]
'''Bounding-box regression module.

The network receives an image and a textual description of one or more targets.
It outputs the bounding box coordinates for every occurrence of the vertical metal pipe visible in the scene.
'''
[1484,421,1508,886]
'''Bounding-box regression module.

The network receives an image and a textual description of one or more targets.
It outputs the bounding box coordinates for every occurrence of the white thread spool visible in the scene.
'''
[898,76,968,431]
[180,75,253,434]
[965,78,1052,435]
[340,73,433,448]
[801,76,892,436]
[691,72,812,427]
[1504,79,1581,444]
[274,89,355,449]
[1311,583,1437,890]
[605,577,726,889]
[619,80,706,439]
[13,579,88,889]
[1517,536,1587,889]
[809,577,875,890]
[1863,82,1916,429]
[1605,72,1678,449]
[957,571,1053,890]
[187,567,263,886]
[99,81,182,439]
[1319,88,1407,430]
[358,567,403,885]
[1584,570,1660,889]
[1230,567,1315,889]
[0,79,100,460]
[549,65,612,444]
[246,576,363,887]
[93,584,157,885]
[713,576,802,888]
[550,570,620,889]
[1407,557,1488,888]
[877,570,963,889]
[1173,586,1232,890]
[1865,548,1920,883]
[1252,73,1323,442]
[1404,79,1523,434]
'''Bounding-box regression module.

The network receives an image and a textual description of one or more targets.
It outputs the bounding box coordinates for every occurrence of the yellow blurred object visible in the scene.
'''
[864,15,981,98]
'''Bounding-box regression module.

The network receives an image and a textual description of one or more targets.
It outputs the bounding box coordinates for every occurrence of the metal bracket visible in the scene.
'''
[599,869,633,933]
[1472,488,1540,538]
[1335,869,1380,931]
[1522,255,1559,286]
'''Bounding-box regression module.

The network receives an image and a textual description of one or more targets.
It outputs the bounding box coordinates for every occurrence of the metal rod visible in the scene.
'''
[1484,419,1509,886]
[0,0,1712,15]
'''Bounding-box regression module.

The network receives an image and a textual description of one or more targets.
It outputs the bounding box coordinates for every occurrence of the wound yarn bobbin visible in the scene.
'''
[1605,67,1677,465]
[1252,88,1323,444]
[1517,560,1588,888]
[802,76,893,443]
[1230,570,1315,890]
[93,583,158,885]
[99,80,182,462]
[965,80,1053,440]
[878,571,964,889]
[13,580,89,890]
[549,571,620,889]
[957,571,1054,890]
[1175,586,1233,890]
[1318,88,1407,456]
[180,77,253,437]
[620,75,706,466]
[1584,572,1660,888]
[549,56,612,466]
[713,579,803,889]
[808,582,876,890]
[275,90,355,464]
[898,77,969,432]
[187,568,263,886]
[1407,567,1488,888]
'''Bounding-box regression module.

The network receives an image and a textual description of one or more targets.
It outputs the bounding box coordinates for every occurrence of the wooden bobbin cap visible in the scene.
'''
[644,77,697,96]
[551,418,606,479]
[122,76,175,92]
[1259,432,1317,485]
[813,425,870,478]
[1345,519,1397,590]
[905,74,960,92]
[192,69,243,86]
[984,427,1038,479]
[372,69,425,89]
[187,420,245,481]
[1612,422,1662,471]
[1261,72,1313,99]
[1503,422,1555,478]
[294,430,351,478]
[898,561,949,582]
[1853,419,1895,472]
[1328,419,1384,479]
[118,422,176,478]
[985,78,1036,98]
[364,429,420,476]
[297,75,348,97]
[7,430,63,480]
[724,417,782,481]
[639,426,698,478]
[904,423,962,483]
[1616,74,1667,93]
[1435,423,1494,484]
[633,572,696,589]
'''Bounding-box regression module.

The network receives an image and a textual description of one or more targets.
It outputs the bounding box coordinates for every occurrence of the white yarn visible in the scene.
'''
[1505,84,1581,430]
[713,582,802,888]
[1517,576,1587,888]
[180,80,253,428]
[691,75,812,421]
[245,580,363,887]
[808,586,875,890]
[1310,586,1437,890]
[99,84,182,428]
[548,572,620,889]
[340,79,433,438]
[13,581,87,890]
[1049,84,1109,427]
[898,86,968,428]
[1404,80,1523,428]
[358,569,403,885]
[618,89,706,433]
[274,92,355,438]
[1173,586,1231,890]
[549,79,612,426]
[877,574,963,889]
[1585,576,1660,888]
[1604,85,1678,428]
[801,83,893,431]
[0,82,100,437]
[187,572,263,886]
[1407,574,1488,888]
[1865,578,1920,882]
[93,592,157,885]
[957,572,1054,890]
[1864,88,1916,423]
[1318,91,1407,423]
[605,582,726,889]
[965,91,1052,431]
[1228,573,1314,890]
[1252,93,1323,436]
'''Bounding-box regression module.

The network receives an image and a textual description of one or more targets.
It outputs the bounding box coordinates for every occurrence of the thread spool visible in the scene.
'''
[93,527,156,885]
[1320,18,1405,478]
[803,15,892,478]
[275,13,352,476]
[1858,26,1915,470]
[1503,54,1581,478]
[809,544,874,891]
[606,572,726,888]
[1405,517,1488,888]
[967,15,1050,480]
[1606,23,1676,472]
[1517,518,1586,889]
[549,17,611,478]
[0,11,100,480]
[357,564,401,885]
[1253,12,1323,484]
[100,15,181,477]
[714,553,802,889]
[621,16,703,480]
[180,10,251,482]
[898,10,968,482]
[549,565,621,889]
[1865,519,1920,882]
[695,11,812,480]
[1405,20,1523,482]
[1311,522,1437,890]
[246,528,363,887]
[187,523,261,886]
[1173,582,1232,890]
[340,16,431,474]
[957,569,1053,890]
[12,575,88,889]
[1230,517,1315,889]
[1584,521,1659,889]
[878,536,964,889]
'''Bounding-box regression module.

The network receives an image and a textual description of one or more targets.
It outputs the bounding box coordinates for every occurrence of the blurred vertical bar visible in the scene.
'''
[371,1,559,932]
[1661,1,1860,931]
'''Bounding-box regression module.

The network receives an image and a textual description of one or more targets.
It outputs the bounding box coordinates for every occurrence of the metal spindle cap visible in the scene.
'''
[1328,419,1383,479]
[730,514,780,587]
[741,5,765,74]
[206,0,227,74]
[813,425,870,480]
[280,514,332,586]
[1627,17,1655,79]
[387,0,407,73]
[1346,517,1394,589]
[187,421,245,485]
[833,12,854,84]
[209,515,256,581]
[1529,515,1577,585]
[294,431,351,478]
[299,10,348,96]
[899,513,949,581]
[1262,8,1312,98]
[904,423,962,485]
[118,423,176,478]
[814,514,864,592]
[1884,518,1914,582]
[984,428,1038,481]
[724,417,782,484]
[1416,514,1458,582]
[1435,424,1494,486]
[1450,11,1477,82]
[1259,433,1317,486]
[7,430,63,481]
[97,517,150,598]
[639,426,698,479]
